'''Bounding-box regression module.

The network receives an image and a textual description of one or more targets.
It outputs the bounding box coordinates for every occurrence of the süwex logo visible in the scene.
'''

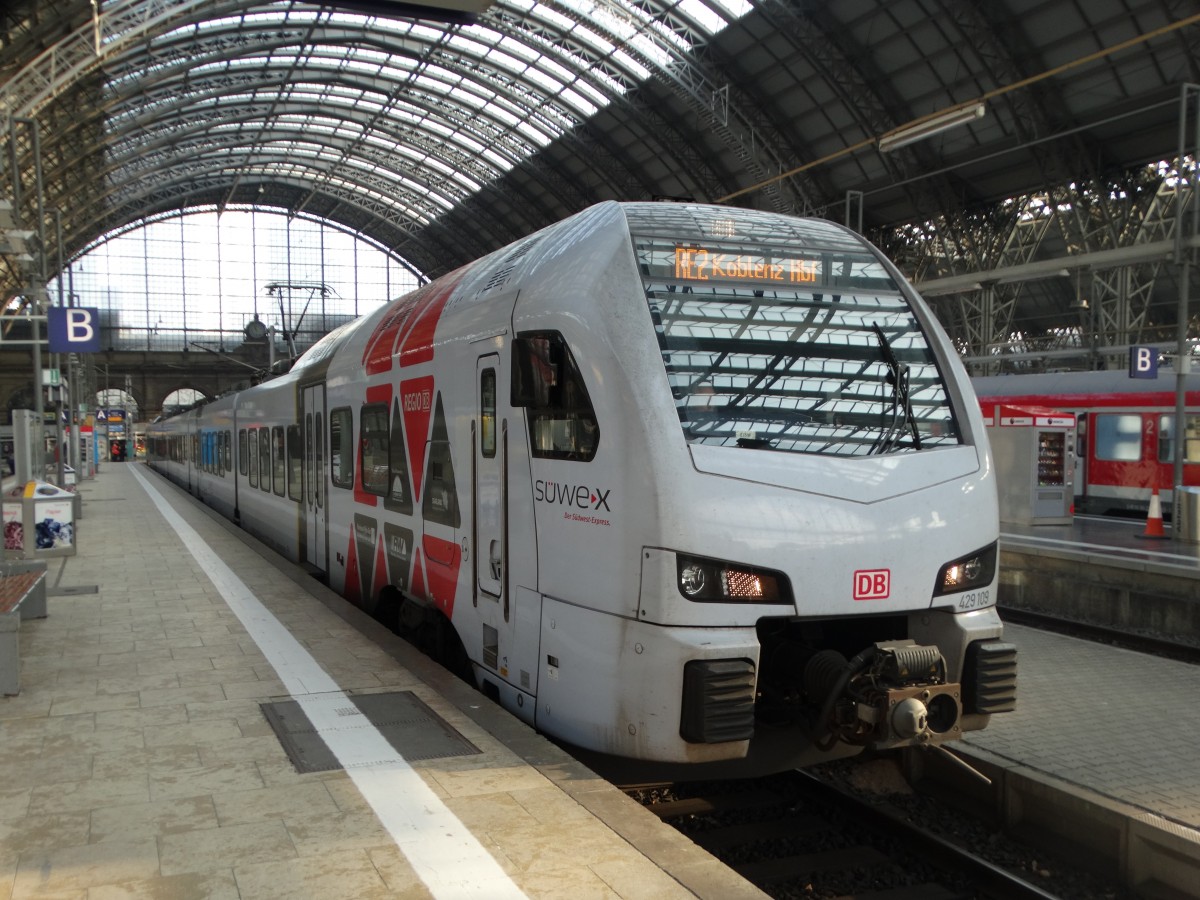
[535,479,611,511]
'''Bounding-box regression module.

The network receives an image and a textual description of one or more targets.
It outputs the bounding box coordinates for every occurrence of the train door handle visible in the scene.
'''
[489,540,502,580]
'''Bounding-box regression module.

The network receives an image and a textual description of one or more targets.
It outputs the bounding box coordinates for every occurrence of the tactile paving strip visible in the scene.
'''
[261,690,481,773]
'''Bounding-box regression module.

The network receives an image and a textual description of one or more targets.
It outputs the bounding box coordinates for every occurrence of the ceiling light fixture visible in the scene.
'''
[878,102,987,153]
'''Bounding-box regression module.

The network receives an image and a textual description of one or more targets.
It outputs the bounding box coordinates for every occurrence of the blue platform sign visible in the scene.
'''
[47,307,101,353]
[1129,346,1158,379]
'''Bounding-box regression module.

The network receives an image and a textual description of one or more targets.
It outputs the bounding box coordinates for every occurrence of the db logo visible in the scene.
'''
[854,569,890,600]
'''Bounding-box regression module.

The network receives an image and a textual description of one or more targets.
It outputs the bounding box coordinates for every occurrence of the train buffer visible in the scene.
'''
[0,560,48,695]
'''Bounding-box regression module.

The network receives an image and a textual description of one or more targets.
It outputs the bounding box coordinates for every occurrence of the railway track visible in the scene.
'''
[999,604,1200,665]
[627,767,1096,900]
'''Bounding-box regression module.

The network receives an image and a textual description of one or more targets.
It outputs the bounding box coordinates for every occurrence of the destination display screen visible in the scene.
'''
[672,245,819,285]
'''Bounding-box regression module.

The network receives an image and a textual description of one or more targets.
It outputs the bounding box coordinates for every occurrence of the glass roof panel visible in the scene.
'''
[84,0,763,271]
[678,0,754,34]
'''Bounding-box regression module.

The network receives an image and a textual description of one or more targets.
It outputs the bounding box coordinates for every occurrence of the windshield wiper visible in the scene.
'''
[871,324,922,454]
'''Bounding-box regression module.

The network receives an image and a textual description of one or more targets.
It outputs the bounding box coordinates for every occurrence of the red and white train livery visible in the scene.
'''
[974,369,1200,515]
[148,202,1015,773]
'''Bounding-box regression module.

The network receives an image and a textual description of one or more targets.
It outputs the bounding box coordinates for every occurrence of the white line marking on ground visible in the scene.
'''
[131,465,526,899]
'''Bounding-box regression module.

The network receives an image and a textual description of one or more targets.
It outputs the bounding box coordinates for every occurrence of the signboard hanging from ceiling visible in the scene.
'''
[47,307,101,353]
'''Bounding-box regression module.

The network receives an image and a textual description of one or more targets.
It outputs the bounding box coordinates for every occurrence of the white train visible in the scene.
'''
[148,201,1015,774]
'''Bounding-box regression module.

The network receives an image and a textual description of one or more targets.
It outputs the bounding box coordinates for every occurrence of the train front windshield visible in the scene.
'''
[627,206,961,457]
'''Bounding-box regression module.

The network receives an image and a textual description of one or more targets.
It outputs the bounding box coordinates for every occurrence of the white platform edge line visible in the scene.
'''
[130,465,526,899]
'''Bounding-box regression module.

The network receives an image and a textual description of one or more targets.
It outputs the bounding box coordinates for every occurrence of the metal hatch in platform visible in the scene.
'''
[261,690,481,773]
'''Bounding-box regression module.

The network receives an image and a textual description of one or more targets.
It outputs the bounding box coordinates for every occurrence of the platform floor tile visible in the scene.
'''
[1,465,763,900]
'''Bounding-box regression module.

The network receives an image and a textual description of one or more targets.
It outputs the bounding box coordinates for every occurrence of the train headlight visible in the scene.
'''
[676,554,792,604]
[679,563,707,596]
[934,542,997,596]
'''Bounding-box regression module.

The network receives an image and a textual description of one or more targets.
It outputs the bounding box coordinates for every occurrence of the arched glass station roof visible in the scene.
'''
[1,0,1198,363]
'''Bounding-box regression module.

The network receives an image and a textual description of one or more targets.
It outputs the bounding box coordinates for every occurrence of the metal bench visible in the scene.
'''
[1,560,48,695]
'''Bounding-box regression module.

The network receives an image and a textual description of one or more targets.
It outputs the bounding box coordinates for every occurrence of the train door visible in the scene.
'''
[186,416,197,492]
[475,355,504,604]
[1076,413,1089,504]
[474,349,538,707]
[303,384,327,573]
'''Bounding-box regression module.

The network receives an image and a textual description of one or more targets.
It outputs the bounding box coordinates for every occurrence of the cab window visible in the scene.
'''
[511,331,598,461]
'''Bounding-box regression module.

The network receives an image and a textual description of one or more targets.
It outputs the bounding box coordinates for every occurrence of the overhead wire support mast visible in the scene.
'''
[1173,84,1200,494]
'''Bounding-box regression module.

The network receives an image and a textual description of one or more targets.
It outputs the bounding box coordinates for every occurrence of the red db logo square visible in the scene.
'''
[854,569,890,600]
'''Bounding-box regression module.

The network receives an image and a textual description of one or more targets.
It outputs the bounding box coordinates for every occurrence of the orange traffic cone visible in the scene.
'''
[1137,487,1169,540]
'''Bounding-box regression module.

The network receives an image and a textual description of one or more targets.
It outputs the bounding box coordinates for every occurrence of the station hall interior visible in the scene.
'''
[5,5,1200,900]
[1,0,1199,430]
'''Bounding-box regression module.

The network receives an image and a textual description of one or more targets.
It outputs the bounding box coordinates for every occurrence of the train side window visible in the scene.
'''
[423,396,461,527]
[248,428,259,487]
[480,368,497,458]
[1094,414,1143,462]
[259,427,271,492]
[272,426,286,496]
[239,429,248,476]
[330,407,354,489]
[287,425,302,501]
[360,403,389,496]
[511,331,598,461]
[1159,415,1200,464]
[224,430,232,473]
[387,399,413,513]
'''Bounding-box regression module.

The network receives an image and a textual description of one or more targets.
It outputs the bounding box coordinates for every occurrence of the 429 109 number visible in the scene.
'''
[957,589,991,610]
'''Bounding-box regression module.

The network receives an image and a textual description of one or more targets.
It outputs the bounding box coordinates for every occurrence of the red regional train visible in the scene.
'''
[973,369,1200,515]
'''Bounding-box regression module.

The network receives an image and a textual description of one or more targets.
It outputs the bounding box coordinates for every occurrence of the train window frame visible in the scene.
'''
[258,427,271,492]
[1093,413,1144,462]
[422,396,461,528]
[360,403,389,497]
[480,367,497,459]
[1157,414,1200,464]
[239,429,248,476]
[287,424,302,502]
[272,426,286,496]
[329,407,354,489]
[387,398,413,514]
[248,428,259,487]
[511,331,599,462]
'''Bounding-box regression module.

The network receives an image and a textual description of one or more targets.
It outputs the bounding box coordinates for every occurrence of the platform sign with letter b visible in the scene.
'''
[48,307,101,353]
[1129,346,1158,380]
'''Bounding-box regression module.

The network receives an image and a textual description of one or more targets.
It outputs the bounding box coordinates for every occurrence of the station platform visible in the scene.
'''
[1002,512,1200,575]
[926,514,1200,896]
[0,464,764,900]
[7,466,1200,898]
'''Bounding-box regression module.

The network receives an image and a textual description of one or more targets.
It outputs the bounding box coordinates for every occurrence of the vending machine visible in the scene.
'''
[980,403,1076,526]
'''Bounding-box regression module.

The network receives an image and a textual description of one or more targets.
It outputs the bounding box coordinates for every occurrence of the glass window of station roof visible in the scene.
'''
[53,209,416,354]
[112,0,755,199]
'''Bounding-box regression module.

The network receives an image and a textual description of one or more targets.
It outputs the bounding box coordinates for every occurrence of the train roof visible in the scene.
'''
[973,369,1200,399]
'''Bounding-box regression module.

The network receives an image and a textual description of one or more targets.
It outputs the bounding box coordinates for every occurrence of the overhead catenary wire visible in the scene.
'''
[716,11,1200,204]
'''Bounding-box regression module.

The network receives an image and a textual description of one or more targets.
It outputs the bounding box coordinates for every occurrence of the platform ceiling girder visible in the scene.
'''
[1,0,1198,367]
